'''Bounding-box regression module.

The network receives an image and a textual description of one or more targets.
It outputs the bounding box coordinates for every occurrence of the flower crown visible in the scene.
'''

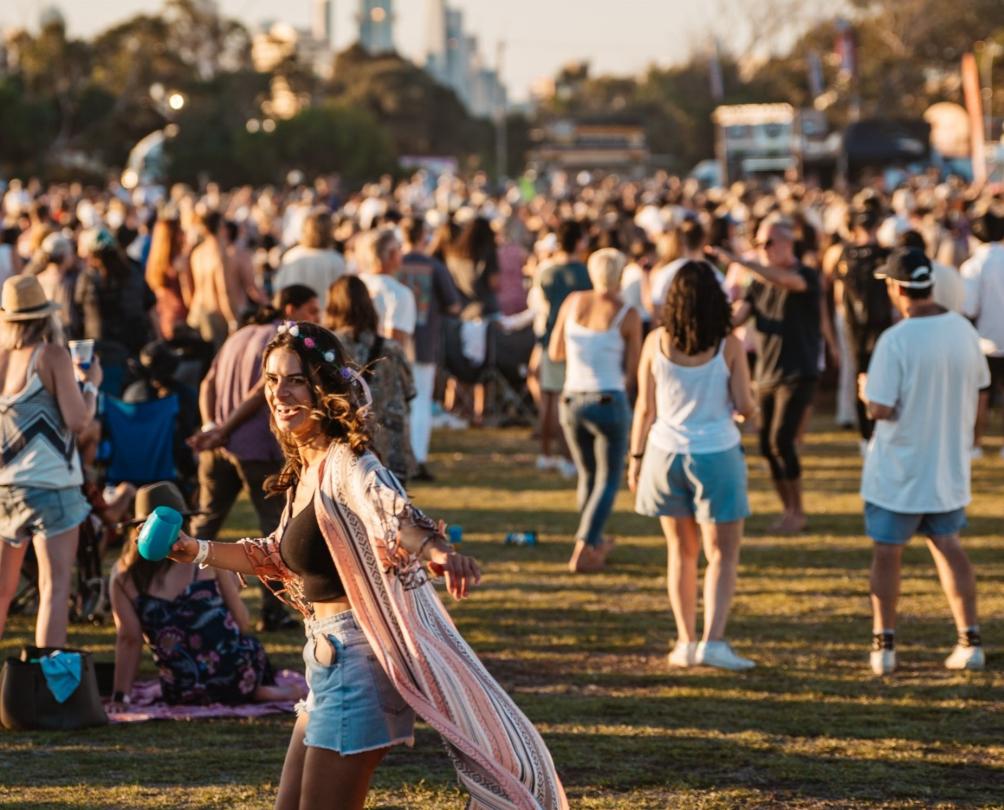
[277,321,351,379]
[275,321,373,409]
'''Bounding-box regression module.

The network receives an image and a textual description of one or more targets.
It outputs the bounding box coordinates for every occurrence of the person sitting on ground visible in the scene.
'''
[109,481,303,707]
[324,275,416,485]
[629,260,756,671]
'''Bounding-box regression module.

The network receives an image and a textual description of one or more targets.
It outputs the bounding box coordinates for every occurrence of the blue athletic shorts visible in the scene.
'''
[864,502,967,545]
[635,444,750,524]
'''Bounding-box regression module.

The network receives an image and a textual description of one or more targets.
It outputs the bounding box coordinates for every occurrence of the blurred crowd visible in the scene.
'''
[1,164,1001,695]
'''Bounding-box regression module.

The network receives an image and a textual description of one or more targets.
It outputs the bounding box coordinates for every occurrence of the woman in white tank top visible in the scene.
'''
[628,260,758,671]
[548,248,642,573]
[0,275,102,647]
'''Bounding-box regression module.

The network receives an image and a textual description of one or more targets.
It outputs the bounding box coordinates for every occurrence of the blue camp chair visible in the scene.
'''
[99,394,179,486]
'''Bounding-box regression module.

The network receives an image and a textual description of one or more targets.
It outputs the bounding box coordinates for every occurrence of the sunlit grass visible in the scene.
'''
[2,421,1002,808]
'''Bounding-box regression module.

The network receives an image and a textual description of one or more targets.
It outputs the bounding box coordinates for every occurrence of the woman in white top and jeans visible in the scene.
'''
[0,275,102,646]
[628,261,756,671]
[549,249,642,573]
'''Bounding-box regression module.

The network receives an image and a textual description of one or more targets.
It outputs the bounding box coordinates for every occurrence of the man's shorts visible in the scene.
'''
[864,502,967,545]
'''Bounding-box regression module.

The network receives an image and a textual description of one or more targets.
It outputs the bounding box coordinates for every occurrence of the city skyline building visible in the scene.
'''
[357,0,394,54]
[425,1,506,119]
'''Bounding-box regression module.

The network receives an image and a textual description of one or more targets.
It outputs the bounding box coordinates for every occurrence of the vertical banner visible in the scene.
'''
[807,51,824,100]
[962,52,987,185]
[709,38,724,100]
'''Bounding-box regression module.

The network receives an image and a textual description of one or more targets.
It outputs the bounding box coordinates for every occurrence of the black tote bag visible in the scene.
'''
[0,646,108,731]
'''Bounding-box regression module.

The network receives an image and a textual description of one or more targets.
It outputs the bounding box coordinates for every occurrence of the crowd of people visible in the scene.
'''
[0,166,999,806]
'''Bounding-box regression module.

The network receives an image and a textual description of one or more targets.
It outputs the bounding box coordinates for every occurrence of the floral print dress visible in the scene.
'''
[135,577,274,705]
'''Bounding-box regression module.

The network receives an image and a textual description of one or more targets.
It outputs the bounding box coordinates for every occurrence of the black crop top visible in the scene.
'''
[279,500,346,603]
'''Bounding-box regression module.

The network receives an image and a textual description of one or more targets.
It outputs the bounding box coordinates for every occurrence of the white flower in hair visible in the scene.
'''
[323,350,335,363]
[288,324,300,337]
[277,322,289,334]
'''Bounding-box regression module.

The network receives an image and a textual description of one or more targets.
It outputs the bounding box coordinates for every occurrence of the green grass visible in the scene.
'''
[2,422,1003,809]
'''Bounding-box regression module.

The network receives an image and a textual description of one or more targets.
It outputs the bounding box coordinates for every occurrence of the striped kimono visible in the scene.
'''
[239,441,568,810]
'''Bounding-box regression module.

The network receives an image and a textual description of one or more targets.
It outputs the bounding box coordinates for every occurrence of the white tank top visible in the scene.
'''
[563,303,631,393]
[647,335,741,455]
[0,346,83,489]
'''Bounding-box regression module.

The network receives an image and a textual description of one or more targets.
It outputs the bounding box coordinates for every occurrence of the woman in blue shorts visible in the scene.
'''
[628,261,757,671]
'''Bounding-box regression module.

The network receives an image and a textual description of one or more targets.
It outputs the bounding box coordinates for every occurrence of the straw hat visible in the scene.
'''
[0,275,60,321]
[123,481,199,527]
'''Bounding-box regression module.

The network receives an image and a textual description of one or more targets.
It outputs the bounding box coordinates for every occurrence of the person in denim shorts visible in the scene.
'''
[0,275,98,646]
[860,248,989,675]
[164,322,494,810]
[629,261,757,671]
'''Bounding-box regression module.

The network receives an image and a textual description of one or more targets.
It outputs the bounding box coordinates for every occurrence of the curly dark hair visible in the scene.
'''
[262,322,372,495]
[660,260,732,356]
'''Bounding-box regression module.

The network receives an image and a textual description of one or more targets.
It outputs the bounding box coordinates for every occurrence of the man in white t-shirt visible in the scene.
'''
[274,208,346,308]
[360,229,417,359]
[960,203,1004,458]
[859,248,990,676]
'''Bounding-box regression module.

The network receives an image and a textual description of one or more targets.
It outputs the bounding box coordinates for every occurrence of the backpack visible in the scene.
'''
[837,242,892,358]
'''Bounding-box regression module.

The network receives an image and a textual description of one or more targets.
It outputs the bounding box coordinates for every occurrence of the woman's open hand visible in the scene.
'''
[428,547,481,600]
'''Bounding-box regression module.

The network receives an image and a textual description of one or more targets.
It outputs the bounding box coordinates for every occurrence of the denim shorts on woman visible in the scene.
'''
[864,502,967,545]
[0,485,91,548]
[635,443,750,523]
[299,610,415,755]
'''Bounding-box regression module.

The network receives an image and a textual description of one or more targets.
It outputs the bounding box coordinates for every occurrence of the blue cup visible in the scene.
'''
[447,525,462,544]
[137,506,183,561]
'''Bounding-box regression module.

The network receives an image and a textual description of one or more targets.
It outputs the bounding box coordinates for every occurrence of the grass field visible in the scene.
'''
[2,422,1002,809]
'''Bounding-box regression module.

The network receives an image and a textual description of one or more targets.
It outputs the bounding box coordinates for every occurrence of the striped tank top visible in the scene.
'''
[0,346,83,488]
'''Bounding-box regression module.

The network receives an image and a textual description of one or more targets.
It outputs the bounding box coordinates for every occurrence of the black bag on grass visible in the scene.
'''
[0,646,108,731]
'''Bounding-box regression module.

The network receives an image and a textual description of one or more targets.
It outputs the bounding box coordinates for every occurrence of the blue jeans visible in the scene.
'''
[559,391,630,546]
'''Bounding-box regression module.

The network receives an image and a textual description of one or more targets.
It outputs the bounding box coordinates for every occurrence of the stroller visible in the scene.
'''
[442,318,536,427]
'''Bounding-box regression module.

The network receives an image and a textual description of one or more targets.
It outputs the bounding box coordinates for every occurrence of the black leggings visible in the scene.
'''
[759,381,816,481]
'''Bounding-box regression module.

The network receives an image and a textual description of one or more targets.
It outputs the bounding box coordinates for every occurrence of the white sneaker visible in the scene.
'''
[668,641,697,668]
[944,644,985,671]
[557,458,578,479]
[869,648,896,675]
[971,446,984,461]
[535,455,556,471]
[696,640,755,671]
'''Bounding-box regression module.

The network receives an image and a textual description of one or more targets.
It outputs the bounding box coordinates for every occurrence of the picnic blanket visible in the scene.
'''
[105,669,305,724]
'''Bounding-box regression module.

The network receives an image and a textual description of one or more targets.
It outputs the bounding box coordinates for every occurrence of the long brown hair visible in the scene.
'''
[262,322,372,495]
[117,527,176,596]
[661,260,731,356]
[145,218,183,291]
[324,276,379,338]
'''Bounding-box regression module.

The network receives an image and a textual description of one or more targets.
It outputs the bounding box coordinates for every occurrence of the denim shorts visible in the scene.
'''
[635,443,751,523]
[0,485,91,548]
[864,502,968,545]
[299,610,415,755]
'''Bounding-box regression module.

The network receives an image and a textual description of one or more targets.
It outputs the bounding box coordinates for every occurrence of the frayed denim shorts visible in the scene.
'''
[0,485,91,548]
[299,610,415,755]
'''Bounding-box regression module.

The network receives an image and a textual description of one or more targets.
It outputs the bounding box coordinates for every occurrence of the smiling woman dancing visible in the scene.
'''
[166,320,567,810]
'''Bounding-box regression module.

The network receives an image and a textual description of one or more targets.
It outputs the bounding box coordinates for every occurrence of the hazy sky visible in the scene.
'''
[0,0,728,100]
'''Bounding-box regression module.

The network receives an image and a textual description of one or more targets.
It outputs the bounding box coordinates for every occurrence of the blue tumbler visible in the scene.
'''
[137,506,183,561]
